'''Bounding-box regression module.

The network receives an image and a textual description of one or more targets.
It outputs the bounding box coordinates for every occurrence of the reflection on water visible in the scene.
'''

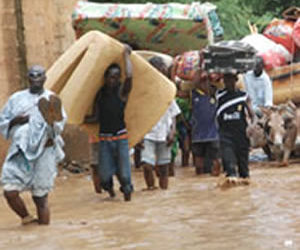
[0,163,300,250]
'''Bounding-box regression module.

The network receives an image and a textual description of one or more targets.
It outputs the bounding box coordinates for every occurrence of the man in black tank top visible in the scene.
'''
[85,45,133,201]
[216,73,254,184]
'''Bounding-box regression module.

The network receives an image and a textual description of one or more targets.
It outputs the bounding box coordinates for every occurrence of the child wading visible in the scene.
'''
[216,73,254,184]
[140,56,180,190]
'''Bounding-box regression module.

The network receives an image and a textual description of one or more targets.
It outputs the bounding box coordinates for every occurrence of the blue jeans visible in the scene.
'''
[98,139,133,194]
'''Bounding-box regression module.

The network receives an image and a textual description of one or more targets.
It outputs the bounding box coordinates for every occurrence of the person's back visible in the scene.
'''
[191,89,218,143]
[190,75,220,176]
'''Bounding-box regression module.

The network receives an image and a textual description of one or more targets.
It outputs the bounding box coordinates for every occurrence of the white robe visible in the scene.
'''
[0,89,67,196]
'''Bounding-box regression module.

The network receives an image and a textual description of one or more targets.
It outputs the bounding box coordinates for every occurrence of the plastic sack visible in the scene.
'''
[263,19,296,54]
[242,34,292,70]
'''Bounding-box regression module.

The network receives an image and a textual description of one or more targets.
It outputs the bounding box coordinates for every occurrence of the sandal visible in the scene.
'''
[49,95,63,122]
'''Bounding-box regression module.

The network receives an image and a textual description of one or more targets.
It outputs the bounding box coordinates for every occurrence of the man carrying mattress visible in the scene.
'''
[85,44,133,201]
[0,65,67,225]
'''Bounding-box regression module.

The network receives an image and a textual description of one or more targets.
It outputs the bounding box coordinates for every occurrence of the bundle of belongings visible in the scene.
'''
[241,6,300,70]
[172,50,223,89]
[72,1,224,56]
[203,40,257,74]
[172,50,202,81]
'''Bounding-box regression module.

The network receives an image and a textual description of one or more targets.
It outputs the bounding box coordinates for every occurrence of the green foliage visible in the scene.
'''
[87,0,297,40]
[89,0,195,3]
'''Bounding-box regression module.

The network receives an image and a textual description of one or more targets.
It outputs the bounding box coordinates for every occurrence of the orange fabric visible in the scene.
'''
[89,135,99,144]
[99,133,128,141]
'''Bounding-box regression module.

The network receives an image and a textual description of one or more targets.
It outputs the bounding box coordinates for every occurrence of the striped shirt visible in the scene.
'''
[216,88,249,142]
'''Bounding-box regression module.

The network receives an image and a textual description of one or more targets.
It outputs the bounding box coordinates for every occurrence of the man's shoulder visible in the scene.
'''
[237,89,247,94]
[261,71,272,81]
[9,89,29,100]
[217,89,247,103]
[235,89,247,99]
[243,70,253,79]
[215,88,227,99]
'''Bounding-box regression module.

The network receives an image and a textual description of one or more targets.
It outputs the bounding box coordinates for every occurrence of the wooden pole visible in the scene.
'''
[14,0,28,89]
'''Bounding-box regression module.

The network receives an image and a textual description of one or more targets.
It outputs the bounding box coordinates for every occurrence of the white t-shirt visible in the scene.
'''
[144,100,181,142]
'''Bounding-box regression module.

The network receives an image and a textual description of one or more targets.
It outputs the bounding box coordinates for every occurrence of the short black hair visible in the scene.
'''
[223,73,238,81]
[27,65,46,78]
[255,56,264,66]
[104,63,121,78]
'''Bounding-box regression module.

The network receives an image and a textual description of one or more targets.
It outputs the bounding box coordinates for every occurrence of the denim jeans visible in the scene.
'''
[98,139,133,194]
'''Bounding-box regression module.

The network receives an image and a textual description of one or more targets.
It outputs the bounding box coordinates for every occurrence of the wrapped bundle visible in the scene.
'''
[242,34,292,70]
[72,1,223,56]
[172,50,202,80]
[203,40,256,74]
[263,19,296,55]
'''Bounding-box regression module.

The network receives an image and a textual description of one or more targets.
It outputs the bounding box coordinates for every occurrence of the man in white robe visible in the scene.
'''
[0,65,67,225]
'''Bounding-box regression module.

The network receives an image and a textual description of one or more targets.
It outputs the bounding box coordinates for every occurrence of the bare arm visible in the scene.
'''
[192,69,210,94]
[84,90,101,123]
[246,96,255,123]
[264,74,273,107]
[120,44,133,101]
[8,115,29,131]
[167,117,177,146]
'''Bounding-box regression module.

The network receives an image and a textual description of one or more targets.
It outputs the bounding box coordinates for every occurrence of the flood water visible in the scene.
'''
[1,162,300,250]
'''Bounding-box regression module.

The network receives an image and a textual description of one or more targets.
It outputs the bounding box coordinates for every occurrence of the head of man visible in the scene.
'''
[253,56,264,77]
[104,63,121,88]
[223,73,238,92]
[149,56,168,76]
[28,65,46,94]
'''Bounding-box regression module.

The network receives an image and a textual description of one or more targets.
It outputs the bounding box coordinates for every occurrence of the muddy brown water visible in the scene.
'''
[1,163,300,250]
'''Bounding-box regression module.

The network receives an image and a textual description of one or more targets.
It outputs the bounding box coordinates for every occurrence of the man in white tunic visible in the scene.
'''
[243,56,273,117]
[0,65,67,225]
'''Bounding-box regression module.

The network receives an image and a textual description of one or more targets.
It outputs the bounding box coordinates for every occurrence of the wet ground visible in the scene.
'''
[1,162,300,250]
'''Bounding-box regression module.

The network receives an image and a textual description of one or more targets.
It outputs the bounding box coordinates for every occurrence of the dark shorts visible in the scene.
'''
[192,141,220,159]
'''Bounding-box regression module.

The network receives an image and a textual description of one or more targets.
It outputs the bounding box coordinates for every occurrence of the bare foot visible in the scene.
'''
[22,215,38,225]
[240,178,251,185]
[142,186,158,191]
[279,161,289,167]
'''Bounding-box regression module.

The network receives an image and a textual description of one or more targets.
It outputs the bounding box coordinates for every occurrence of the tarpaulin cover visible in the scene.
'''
[72,1,223,56]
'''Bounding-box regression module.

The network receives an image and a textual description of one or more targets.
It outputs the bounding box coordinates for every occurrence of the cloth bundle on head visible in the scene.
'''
[242,33,292,70]
[172,51,203,81]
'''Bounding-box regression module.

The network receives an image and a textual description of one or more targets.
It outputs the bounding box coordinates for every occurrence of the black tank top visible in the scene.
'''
[97,85,126,134]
